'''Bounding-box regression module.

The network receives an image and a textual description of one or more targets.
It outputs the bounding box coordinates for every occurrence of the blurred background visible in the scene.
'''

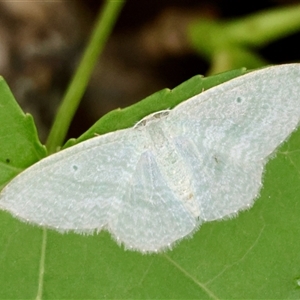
[0,0,300,141]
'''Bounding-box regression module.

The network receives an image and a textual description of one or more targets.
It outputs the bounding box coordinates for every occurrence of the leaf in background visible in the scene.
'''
[188,4,300,73]
[0,77,46,190]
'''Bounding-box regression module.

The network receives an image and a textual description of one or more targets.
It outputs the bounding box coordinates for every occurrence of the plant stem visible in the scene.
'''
[46,0,125,154]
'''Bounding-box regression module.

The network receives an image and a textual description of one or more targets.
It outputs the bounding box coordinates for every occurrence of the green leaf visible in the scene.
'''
[1,67,300,298]
[1,133,300,298]
[189,5,300,57]
[188,4,300,72]
[0,77,46,190]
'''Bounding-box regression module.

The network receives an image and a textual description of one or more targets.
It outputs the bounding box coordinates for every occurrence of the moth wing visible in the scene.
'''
[109,151,196,252]
[167,64,300,220]
[0,129,142,233]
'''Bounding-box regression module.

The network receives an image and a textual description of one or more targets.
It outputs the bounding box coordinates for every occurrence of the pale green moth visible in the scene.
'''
[1,64,300,253]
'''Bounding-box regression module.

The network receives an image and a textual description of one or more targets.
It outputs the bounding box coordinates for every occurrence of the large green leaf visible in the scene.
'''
[1,68,300,299]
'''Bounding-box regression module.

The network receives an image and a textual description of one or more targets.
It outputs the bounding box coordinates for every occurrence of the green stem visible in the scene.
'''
[46,0,125,154]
